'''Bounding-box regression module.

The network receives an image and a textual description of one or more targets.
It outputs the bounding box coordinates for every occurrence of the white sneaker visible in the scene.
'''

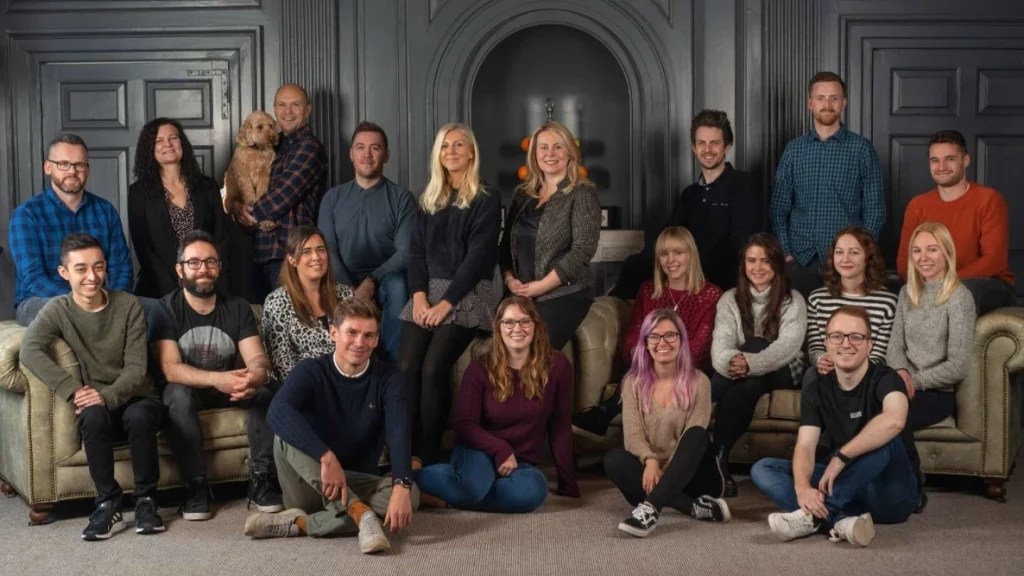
[829,513,875,547]
[357,510,390,554]
[243,508,304,539]
[768,509,819,542]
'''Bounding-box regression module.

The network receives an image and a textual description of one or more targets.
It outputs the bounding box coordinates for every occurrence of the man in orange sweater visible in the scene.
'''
[897,130,1015,315]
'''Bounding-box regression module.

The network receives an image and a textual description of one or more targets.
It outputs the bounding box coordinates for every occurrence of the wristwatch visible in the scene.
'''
[392,477,413,489]
[831,449,851,464]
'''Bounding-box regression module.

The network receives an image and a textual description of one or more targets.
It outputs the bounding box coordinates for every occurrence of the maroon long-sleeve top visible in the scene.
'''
[453,352,580,497]
[622,280,722,367]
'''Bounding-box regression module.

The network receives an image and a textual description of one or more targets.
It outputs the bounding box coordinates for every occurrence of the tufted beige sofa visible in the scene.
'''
[593,299,1024,500]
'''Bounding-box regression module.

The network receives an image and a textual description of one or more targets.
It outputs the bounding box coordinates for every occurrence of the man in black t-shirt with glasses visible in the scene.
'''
[750,305,920,547]
[151,230,282,521]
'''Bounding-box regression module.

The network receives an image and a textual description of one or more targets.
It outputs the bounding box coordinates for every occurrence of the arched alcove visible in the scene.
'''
[470,25,631,223]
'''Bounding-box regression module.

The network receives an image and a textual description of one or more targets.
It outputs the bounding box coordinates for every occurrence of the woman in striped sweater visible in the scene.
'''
[803,226,898,386]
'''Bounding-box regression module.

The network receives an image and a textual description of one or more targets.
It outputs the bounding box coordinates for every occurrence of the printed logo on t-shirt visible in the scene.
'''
[178,326,238,372]
[849,411,863,419]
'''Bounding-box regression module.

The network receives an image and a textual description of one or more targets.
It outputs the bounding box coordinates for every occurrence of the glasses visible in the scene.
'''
[500,318,534,330]
[826,332,868,346]
[646,332,680,344]
[179,258,222,270]
[47,159,90,172]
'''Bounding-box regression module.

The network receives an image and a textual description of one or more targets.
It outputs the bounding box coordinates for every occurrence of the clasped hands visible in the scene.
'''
[504,276,545,299]
[214,367,267,401]
[73,386,106,415]
[727,353,749,379]
[411,294,453,329]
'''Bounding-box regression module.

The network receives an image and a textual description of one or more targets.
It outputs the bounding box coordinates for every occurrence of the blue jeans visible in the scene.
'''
[15,296,50,327]
[415,445,549,513]
[750,437,918,530]
[374,271,408,363]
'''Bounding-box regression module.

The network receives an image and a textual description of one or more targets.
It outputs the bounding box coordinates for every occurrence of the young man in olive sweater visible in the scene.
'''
[244,297,419,554]
[19,233,165,541]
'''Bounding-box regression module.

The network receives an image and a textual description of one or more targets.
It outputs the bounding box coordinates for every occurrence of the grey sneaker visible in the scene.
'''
[243,508,305,539]
[357,510,390,554]
[829,513,875,547]
[768,509,820,542]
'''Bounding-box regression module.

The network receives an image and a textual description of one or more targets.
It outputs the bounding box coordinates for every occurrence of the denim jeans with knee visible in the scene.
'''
[415,444,549,513]
[374,271,408,362]
[750,436,919,530]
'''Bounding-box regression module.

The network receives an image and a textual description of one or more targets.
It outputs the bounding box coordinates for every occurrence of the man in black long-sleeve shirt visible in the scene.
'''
[243,298,419,554]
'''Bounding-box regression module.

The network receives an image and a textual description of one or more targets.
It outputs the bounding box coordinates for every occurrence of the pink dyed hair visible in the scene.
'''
[625,308,698,413]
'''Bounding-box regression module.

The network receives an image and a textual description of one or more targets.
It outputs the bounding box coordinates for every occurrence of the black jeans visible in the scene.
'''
[909,389,956,431]
[251,258,284,305]
[162,381,279,481]
[961,277,1016,316]
[604,427,724,512]
[785,256,823,300]
[534,294,593,352]
[711,337,795,455]
[399,321,477,464]
[78,396,165,505]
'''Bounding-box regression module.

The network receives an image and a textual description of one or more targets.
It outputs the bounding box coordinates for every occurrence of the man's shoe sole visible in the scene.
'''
[708,497,731,523]
[135,524,166,534]
[617,522,654,538]
[82,520,126,541]
[182,510,213,521]
[256,503,284,513]
[359,537,391,554]
[847,514,876,547]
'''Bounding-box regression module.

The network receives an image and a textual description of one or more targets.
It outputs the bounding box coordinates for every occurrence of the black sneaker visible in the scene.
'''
[572,407,611,442]
[180,479,213,521]
[618,502,659,538]
[134,496,166,534]
[248,472,284,513]
[715,446,738,498]
[82,500,126,541]
[691,495,731,523]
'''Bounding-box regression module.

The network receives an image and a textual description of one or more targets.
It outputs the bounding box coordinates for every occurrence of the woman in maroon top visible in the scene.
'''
[574,227,722,440]
[414,296,579,512]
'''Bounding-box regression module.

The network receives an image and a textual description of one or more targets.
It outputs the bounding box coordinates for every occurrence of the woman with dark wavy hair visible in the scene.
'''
[803,226,898,386]
[128,117,230,298]
[709,233,806,497]
[414,296,579,513]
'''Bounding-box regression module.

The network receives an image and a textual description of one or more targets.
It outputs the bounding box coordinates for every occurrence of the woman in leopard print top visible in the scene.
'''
[262,225,353,381]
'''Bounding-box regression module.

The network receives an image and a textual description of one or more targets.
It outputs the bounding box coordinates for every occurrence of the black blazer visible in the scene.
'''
[127,174,231,298]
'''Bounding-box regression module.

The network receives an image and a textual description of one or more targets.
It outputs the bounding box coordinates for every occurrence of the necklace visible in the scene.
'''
[665,285,685,312]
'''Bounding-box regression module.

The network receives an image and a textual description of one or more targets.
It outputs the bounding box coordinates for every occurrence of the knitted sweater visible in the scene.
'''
[621,371,712,466]
[622,280,722,366]
[806,287,898,367]
[711,286,806,383]
[885,281,976,391]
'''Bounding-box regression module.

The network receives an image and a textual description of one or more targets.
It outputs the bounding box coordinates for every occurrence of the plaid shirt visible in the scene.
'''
[10,188,133,306]
[770,124,885,265]
[251,125,328,262]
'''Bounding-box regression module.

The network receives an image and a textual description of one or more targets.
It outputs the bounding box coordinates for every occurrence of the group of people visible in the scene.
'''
[7,70,1014,550]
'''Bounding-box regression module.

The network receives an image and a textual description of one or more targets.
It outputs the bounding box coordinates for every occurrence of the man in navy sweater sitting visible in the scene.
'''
[243,297,419,554]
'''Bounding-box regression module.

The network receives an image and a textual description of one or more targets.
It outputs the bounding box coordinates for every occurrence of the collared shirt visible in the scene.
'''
[770,123,885,265]
[251,124,328,263]
[333,353,370,379]
[9,187,133,306]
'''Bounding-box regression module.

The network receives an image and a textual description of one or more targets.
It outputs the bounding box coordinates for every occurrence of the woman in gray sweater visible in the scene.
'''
[710,233,806,496]
[887,222,976,430]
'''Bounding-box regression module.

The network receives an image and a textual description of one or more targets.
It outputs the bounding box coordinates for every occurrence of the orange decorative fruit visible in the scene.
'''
[574,138,581,148]
[517,165,528,180]
[578,165,588,178]
[520,137,531,152]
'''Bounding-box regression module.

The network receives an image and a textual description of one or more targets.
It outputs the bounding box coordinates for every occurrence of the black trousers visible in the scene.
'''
[785,256,823,301]
[711,337,795,455]
[78,396,166,505]
[534,294,593,352]
[603,427,724,512]
[162,381,279,481]
[909,389,956,431]
[399,321,477,464]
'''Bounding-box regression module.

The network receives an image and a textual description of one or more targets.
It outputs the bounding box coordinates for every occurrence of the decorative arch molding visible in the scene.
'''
[421,0,677,229]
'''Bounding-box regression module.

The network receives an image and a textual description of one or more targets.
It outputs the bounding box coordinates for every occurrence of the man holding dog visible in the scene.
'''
[229,83,328,303]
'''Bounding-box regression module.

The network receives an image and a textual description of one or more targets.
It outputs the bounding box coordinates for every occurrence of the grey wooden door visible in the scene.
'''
[872,47,1024,295]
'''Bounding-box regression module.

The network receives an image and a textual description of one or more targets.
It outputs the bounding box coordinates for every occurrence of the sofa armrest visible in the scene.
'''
[0,325,28,393]
[574,298,625,411]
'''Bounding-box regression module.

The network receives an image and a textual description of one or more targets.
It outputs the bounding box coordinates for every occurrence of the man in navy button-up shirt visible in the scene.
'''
[9,134,133,326]
[770,72,885,298]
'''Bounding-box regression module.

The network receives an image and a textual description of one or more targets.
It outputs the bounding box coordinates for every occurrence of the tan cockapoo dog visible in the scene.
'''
[225,110,279,231]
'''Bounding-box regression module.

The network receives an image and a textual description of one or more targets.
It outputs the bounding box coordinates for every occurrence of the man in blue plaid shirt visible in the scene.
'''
[228,84,328,303]
[9,134,134,326]
[770,72,885,298]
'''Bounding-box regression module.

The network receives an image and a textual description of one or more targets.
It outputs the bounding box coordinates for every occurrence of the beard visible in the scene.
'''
[812,108,840,126]
[53,174,85,195]
[182,274,217,298]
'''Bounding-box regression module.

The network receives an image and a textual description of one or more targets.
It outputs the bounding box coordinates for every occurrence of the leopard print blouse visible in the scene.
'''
[262,282,354,381]
[166,191,195,249]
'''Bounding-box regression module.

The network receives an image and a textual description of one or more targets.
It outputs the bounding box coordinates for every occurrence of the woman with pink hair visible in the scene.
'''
[603,308,730,538]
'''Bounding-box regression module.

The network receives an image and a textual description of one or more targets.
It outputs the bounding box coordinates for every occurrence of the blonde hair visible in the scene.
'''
[906,222,960,307]
[652,226,706,297]
[420,123,484,214]
[516,120,593,198]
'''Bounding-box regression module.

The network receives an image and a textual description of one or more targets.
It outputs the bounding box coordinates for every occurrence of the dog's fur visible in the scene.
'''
[225,111,279,229]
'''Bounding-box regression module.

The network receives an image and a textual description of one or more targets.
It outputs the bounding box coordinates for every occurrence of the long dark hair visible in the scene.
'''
[280,225,338,327]
[735,233,791,341]
[822,226,886,296]
[132,118,203,195]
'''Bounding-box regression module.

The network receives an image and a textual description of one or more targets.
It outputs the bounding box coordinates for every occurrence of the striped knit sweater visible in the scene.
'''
[805,287,898,368]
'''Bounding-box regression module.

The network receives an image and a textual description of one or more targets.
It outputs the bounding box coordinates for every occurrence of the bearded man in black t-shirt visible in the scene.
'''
[750,305,920,547]
[151,231,282,521]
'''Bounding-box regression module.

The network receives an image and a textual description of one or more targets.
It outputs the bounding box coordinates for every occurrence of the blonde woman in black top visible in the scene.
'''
[500,120,601,350]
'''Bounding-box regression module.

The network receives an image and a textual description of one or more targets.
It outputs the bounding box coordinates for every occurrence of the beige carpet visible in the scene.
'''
[2,471,1024,576]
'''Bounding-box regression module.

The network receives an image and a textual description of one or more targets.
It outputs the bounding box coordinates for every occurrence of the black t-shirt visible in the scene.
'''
[153,289,258,372]
[801,363,915,461]
[514,200,544,284]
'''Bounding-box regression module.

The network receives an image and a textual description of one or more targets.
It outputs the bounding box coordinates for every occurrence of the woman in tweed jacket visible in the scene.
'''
[500,120,602,350]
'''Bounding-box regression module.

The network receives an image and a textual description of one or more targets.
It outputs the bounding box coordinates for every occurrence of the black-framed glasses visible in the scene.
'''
[500,318,534,330]
[646,331,680,344]
[47,159,90,172]
[179,258,222,270]
[826,332,868,346]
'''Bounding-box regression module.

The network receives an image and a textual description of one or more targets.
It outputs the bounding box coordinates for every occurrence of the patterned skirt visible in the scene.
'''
[399,276,498,332]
